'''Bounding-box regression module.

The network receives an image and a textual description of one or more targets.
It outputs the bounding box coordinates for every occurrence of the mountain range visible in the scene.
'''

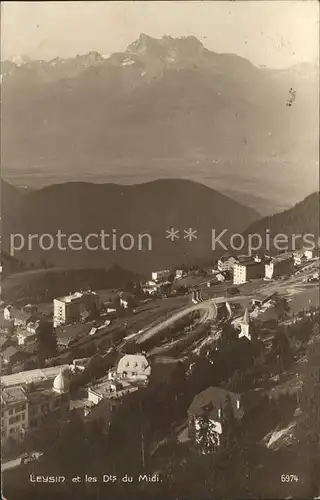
[1,34,318,214]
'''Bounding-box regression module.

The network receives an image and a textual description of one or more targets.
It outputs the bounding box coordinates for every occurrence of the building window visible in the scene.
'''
[9,427,16,434]
[8,409,13,416]
[20,404,26,411]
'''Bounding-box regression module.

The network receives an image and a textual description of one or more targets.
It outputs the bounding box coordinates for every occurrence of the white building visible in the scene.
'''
[116,354,151,381]
[217,256,238,273]
[151,270,170,282]
[265,253,294,280]
[304,247,320,260]
[53,291,100,327]
[293,250,306,266]
[142,280,158,295]
[87,375,138,405]
[1,368,70,444]
[175,269,184,280]
[233,256,265,285]
[17,330,37,346]
[3,306,12,321]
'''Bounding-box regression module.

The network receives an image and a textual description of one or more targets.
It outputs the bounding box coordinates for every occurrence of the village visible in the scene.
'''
[1,244,319,493]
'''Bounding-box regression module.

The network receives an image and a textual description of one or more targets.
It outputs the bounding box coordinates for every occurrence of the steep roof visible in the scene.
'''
[117,354,151,377]
[1,385,27,405]
[188,386,243,421]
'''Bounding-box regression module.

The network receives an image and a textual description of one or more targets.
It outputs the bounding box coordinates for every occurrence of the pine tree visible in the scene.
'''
[195,413,220,454]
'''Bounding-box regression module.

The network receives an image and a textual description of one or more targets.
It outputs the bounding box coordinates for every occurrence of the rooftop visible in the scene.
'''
[8,308,33,322]
[55,291,98,304]
[56,321,94,340]
[270,253,293,263]
[1,365,70,388]
[188,386,243,421]
[1,385,27,405]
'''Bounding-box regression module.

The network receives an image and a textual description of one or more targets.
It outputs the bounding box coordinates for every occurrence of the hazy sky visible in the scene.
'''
[1,1,319,68]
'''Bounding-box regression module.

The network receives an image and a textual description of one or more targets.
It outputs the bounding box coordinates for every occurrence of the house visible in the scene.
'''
[251,292,278,308]
[17,330,37,347]
[217,255,238,273]
[216,271,228,282]
[57,336,74,349]
[87,376,138,405]
[116,354,151,381]
[16,320,42,346]
[119,292,136,311]
[265,253,294,280]
[53,291,100,328]
[304,247,320,260]
[4,306,34,327]
[56,322,94,348]
[3,306,13,321]
[142,280,158,295]
[23,304,38,315]
[188,387,243,442]
[175,269,184,280]
[233,256,266,285]
[293,250,306,266]
[151,269,170,282]
[188,387,243,443]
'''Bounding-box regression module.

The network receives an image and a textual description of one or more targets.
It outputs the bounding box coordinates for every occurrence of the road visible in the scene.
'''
[136,261,319,347]
[1,452,43,472]
[136,293,253,345]
[136,299,218,344]
[1,457,22,472]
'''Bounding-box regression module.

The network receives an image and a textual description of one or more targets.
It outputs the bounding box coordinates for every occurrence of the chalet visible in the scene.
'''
[116,354,151,382]
[217,255,238,273]
[188,387,243,443]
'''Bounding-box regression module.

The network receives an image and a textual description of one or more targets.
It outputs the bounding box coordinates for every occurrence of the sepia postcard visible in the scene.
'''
[0,1,319,499]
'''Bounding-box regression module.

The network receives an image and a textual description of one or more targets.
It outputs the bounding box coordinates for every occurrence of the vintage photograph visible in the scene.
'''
[0,1,319,499]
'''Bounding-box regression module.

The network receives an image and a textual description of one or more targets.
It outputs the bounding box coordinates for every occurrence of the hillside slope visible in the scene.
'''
[1,35,318,213]
[242,192,320,254]
[2,178,260,272]
[1,264,138,304]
